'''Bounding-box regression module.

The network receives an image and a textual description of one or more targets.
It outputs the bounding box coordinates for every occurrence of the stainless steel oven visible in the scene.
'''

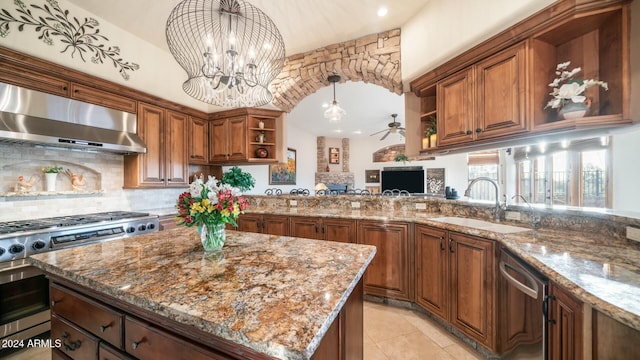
[500,248,548,359]
[0,211,158,351]
[0,259,50,345]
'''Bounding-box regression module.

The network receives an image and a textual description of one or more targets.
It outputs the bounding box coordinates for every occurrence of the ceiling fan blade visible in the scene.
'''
[370,129,388,136]
[399,130,406,136]
[380,131,390,140]
[398,126,406,130]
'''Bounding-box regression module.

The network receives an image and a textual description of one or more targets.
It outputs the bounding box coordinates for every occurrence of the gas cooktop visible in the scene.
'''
[0,211,159,263]
[0,211,152,234]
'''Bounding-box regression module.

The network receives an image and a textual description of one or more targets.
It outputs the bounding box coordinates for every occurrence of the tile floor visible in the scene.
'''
[3,301,484,360]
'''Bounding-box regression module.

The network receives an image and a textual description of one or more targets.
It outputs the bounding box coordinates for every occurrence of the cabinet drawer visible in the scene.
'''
[125,316,231,360]
[70,83,137,113]
[51,284,124,349]
[100,342,135,360]
[52,314,99,360]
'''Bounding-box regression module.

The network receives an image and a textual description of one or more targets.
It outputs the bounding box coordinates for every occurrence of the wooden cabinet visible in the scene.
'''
[209,116,247,163]
[0,61,70,97]
[52,314,100,360]
[593,310,640,359]
[208,108,282,164]
[51,284,124,348]
[437,42,527,148]
[125,316,229,360]
[449,232,496,348]
[415,225,449,320]
[415,225,496,349]
[475,42,527,140]
[69,83,137,113]
[290,217,356,243]
[437,68,475,147]
[410,2,631,153]
[189,116,209,164]
[124,102,188,188]
[548,281,583,360]
[357,220,412,301]
[235,214,289,236]
[48,275,363,360]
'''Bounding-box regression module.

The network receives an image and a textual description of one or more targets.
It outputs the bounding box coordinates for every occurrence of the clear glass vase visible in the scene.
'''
[199,223,226,256]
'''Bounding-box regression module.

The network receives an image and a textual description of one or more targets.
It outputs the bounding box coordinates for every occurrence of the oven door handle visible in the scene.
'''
[500,260,539,299]
[0,264,44,284]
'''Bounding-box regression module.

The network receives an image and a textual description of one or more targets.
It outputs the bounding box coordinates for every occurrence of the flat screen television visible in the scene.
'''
[381,169,424,194]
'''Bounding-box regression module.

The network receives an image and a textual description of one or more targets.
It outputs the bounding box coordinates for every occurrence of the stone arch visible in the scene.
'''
[270,29,403,112]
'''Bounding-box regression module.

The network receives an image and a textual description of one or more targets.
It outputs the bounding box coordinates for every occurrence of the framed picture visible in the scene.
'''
[329,147,340,164]
[365,169,380,183]
[269,148,296,185]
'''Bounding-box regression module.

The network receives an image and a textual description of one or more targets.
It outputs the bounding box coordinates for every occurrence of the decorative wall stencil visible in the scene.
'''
[426,168,445,196]
[0,0,139,79]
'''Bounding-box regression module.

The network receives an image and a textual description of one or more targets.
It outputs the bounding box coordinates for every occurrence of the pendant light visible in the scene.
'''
[166,0,285,108]
[324,75,346,122]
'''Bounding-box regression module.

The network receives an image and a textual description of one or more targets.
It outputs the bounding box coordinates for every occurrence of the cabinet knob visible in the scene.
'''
[61,332,82,351]
[100,324,111,332]
[51,299,60,307]
[475,128,482,133]
[466,130,472,135]
[439,237,445,251]
[62,86,68,91]
[131,340,143,350]
[449,239,454,253]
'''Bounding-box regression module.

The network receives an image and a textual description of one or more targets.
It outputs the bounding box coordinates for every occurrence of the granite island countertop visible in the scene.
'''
[28,228,377,360]
[241,207,640,332]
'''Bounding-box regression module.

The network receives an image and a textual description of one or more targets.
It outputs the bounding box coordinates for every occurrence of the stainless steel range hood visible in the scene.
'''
[0,82,146,154]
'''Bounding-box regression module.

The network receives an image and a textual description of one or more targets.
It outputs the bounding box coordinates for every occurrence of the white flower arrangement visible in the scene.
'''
[545,61,608,109]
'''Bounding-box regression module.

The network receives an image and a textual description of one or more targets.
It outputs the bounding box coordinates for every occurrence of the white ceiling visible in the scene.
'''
[67,0,429,56]
[67,0,427,138]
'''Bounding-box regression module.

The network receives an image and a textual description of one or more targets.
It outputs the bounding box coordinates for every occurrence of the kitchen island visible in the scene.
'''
[28,228,376,360]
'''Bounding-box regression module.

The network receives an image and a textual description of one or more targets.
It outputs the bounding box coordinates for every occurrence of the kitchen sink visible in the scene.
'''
[428,217,531,234]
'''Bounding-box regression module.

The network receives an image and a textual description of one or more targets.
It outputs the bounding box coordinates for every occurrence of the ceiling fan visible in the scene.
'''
[370,114,406,140]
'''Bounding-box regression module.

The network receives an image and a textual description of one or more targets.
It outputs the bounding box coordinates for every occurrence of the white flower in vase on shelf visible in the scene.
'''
[545,61,608,119]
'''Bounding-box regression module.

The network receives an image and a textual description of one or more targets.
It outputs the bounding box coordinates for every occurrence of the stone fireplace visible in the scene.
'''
[315,137,355,190]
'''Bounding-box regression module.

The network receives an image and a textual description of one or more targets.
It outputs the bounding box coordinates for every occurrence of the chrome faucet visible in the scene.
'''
[464,177,505,221]
[511,195,541,228]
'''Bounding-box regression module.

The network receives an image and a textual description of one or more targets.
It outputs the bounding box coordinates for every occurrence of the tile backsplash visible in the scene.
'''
[0,143,181,221]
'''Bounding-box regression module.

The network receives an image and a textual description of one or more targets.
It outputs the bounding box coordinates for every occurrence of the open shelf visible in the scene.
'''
[531,5,628,130]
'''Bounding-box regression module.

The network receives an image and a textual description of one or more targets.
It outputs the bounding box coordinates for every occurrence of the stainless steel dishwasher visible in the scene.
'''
[500,248,548,359]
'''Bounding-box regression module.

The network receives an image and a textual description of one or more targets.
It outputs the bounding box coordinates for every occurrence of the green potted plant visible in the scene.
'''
[394,153,409,164]
[42,165,63,191]
[221,166,255,192]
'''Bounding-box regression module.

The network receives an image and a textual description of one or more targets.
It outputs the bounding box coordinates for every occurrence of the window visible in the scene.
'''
[513,138,609,208]
[468,151,499,201]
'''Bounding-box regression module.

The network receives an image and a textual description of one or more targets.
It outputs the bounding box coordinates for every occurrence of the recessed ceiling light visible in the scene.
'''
[353,130,362,134]
[334,129,343,133]
[377,7,388,17]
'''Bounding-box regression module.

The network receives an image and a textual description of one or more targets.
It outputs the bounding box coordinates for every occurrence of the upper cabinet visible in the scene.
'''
[410,1,631,153]
[188,116,209,165]
[434,42,528,148]
[124,102,188,188]
[208,108,283,164]
[69,83,138,113]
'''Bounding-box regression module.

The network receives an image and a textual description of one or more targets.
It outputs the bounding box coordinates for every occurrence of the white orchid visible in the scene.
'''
[545,61,608,109]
